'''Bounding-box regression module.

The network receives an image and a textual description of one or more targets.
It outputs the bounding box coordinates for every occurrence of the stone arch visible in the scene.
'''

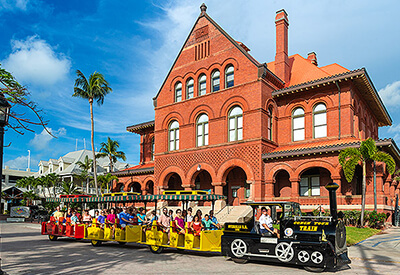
[294,160,338,179]
[128,181,142,194]
[161,112,185,130]
[221,57,240,71]
[158,166,186,189]
[188,104,215,123]
[219,95,250,117]
[264,98,278,113]
[217,159,254,183]
[144,177,155,195]
[284,100,307,117]
[187,162,217,187]
[308,94,333,111]
[266,163,295,182]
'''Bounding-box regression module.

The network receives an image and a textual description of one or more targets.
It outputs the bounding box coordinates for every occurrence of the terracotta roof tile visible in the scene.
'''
[112,163,154,177]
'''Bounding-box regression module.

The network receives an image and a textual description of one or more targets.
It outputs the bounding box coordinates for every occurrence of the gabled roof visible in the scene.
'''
[152,7,281,103]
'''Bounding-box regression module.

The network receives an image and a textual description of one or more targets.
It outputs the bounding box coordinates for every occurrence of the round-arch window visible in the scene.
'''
[169,121,179,151]
[313,103,327,138]
[292,107,305,141]
[199,74,207,96]
[175,82,182,102]
[225,65,234,88]
[212,70,220,92]
[197,114,209,146]
[186,78,194,99]
[228,106,243,141]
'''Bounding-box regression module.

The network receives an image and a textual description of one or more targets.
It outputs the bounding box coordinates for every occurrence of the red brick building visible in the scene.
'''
[114,5,400,214]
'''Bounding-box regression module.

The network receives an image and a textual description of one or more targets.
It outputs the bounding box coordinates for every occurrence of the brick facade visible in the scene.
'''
[116,5,400,215]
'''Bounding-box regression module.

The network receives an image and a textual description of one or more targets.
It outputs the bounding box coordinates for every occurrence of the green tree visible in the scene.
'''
[72,70,112,197]
[61,181,79,195]
[96,137,126,173]
[76,155,93,194]
[97,173,118,194]
[22,190,39,206]
[339,138,395,226]
[46,173,61,197]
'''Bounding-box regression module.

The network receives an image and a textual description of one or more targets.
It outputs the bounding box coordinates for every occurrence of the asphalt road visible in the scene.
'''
[1,222,399,274]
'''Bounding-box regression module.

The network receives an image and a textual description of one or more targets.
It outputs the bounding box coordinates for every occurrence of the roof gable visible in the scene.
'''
[153,9,261,105]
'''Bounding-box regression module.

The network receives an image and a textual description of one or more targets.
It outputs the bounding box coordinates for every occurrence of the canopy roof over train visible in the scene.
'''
[46,194,226,203]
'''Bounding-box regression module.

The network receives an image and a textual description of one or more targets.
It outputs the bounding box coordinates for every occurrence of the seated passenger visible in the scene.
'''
[186,208,193,223]
[202,214,212,230]
[53,206,64,222]
[71,211,79,224]
[158,208,171,234]
[169,209,174,221]
[190,215,203,235]
[119,207,133,228]
[208,210,221,230]
[106,208,117,225]
[82,210,92,224]
[174,209,185,234]
[259,207,280,238]
[137,208,147,225]
[97,210,106,227]
[149,210,158,224]
[196,209,202,221]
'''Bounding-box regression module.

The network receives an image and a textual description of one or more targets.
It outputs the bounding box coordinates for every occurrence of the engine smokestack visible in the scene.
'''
[325,182,339,220]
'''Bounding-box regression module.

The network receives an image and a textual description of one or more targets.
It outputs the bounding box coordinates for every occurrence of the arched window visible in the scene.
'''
[151,137,155,161]
[196,114,209,146]
[225,65,234,88]
[175,82,182,102]
[169,121,179,151]
[228,106,243,141]
[211,70,220,92]
[198,74,207,96]
[313,103,327,138]
[267,107,273,140]
[186,78,194,99]
[292,107,305,141]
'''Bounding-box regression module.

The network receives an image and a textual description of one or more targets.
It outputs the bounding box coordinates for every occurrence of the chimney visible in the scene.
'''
[307,52,318,66]
[275,9,290,84]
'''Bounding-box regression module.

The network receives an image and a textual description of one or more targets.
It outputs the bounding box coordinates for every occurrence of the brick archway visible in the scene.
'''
[187,162,217,187]
[217,159,254,183]
[266,163,295,183]
[158,166,186,189]
[294,160,338,179]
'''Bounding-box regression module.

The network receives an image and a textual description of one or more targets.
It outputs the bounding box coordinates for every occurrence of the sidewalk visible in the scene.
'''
[345,227,400,274]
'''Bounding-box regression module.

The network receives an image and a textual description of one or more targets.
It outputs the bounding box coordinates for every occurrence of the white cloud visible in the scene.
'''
[29,127,66,150]
[5,155,28,170]
[0,0,29,11]
[379,81,400,108]
[2,35,71,86]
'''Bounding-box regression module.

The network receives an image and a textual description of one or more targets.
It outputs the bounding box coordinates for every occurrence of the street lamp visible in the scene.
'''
[0,94,11,215]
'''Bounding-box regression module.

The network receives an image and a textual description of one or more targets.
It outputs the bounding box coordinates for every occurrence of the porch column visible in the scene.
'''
[211,182,224,195]
[290,177,300,198]
[141,187,147,195]
[247,180,257,201]
[384,175,392,196]
[265,179,274,200]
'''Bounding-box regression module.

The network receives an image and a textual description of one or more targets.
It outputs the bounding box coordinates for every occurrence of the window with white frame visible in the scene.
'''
[175,82,182,102]
[199,74,207,96]
[225,65,234,88]
[151,137,155,161]
[186,78,194,99]
[211,70,220,92]
[292,107,305,141]
[300,175,320,197]
[196,114,209,146]
[313,103,327,138]
[169,120,179,151]
[228,106,243,141]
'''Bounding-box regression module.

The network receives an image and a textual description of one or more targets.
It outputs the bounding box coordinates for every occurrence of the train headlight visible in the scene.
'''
[284,228,293,237]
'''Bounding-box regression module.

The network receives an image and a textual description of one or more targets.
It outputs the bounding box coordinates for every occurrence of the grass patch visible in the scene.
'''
[346,226,381,246]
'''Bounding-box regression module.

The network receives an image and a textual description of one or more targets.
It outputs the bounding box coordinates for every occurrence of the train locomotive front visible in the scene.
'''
[221,182,351,272]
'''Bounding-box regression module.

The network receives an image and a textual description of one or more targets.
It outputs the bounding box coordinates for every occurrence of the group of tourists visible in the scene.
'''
[51,205,221,237]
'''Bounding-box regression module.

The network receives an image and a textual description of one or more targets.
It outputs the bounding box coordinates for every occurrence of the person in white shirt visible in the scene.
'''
[259,207,280,238]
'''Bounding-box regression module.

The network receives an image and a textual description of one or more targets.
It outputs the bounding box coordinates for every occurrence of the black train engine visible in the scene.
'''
[221,182,351,272]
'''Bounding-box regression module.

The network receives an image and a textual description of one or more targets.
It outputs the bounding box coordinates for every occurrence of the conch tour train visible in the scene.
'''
[42,183,351,272]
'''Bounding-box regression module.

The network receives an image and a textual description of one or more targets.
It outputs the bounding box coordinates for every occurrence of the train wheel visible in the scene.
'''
[149,245,164,254]
[91,240,102,247]
[230,239,248,260]
[48,235,58,241]
[118,242,127,246]
[304,266,325,273]
[275,242,294,262]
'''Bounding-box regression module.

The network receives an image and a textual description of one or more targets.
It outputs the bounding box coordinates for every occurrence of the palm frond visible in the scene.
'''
[342,156,361,182]
[339,147,362,166]
[360,138,377,160]
[373,151,396,174]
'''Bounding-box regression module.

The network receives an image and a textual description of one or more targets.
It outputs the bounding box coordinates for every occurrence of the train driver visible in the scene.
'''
[259,207,280,238]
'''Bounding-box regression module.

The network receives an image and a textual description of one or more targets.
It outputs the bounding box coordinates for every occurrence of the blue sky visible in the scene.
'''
[2,0,400,172]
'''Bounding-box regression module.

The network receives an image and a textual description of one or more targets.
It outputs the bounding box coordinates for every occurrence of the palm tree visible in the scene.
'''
[339,137,395,226]
[97,173,119,194]
[97,137,126,173]
[61,181,79,195]
[72,70,112,196]
[76,155,93,194]
[47,173,61,197]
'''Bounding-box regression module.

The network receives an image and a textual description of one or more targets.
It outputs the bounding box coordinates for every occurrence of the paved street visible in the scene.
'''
[1,222,400,274]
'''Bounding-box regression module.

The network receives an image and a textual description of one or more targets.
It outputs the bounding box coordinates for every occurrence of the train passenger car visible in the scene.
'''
[221,183,350,272]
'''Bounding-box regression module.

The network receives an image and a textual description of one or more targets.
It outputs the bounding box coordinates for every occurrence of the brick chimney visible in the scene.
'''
[307,52,318,66]
[275,9,290,84]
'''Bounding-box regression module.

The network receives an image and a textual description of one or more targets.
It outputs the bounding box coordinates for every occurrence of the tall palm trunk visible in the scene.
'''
[361,161,366,227]
[86,178,89,194]
[90,98,99,196]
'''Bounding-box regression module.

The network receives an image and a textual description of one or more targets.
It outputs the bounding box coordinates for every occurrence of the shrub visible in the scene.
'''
[365,211,386,228]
